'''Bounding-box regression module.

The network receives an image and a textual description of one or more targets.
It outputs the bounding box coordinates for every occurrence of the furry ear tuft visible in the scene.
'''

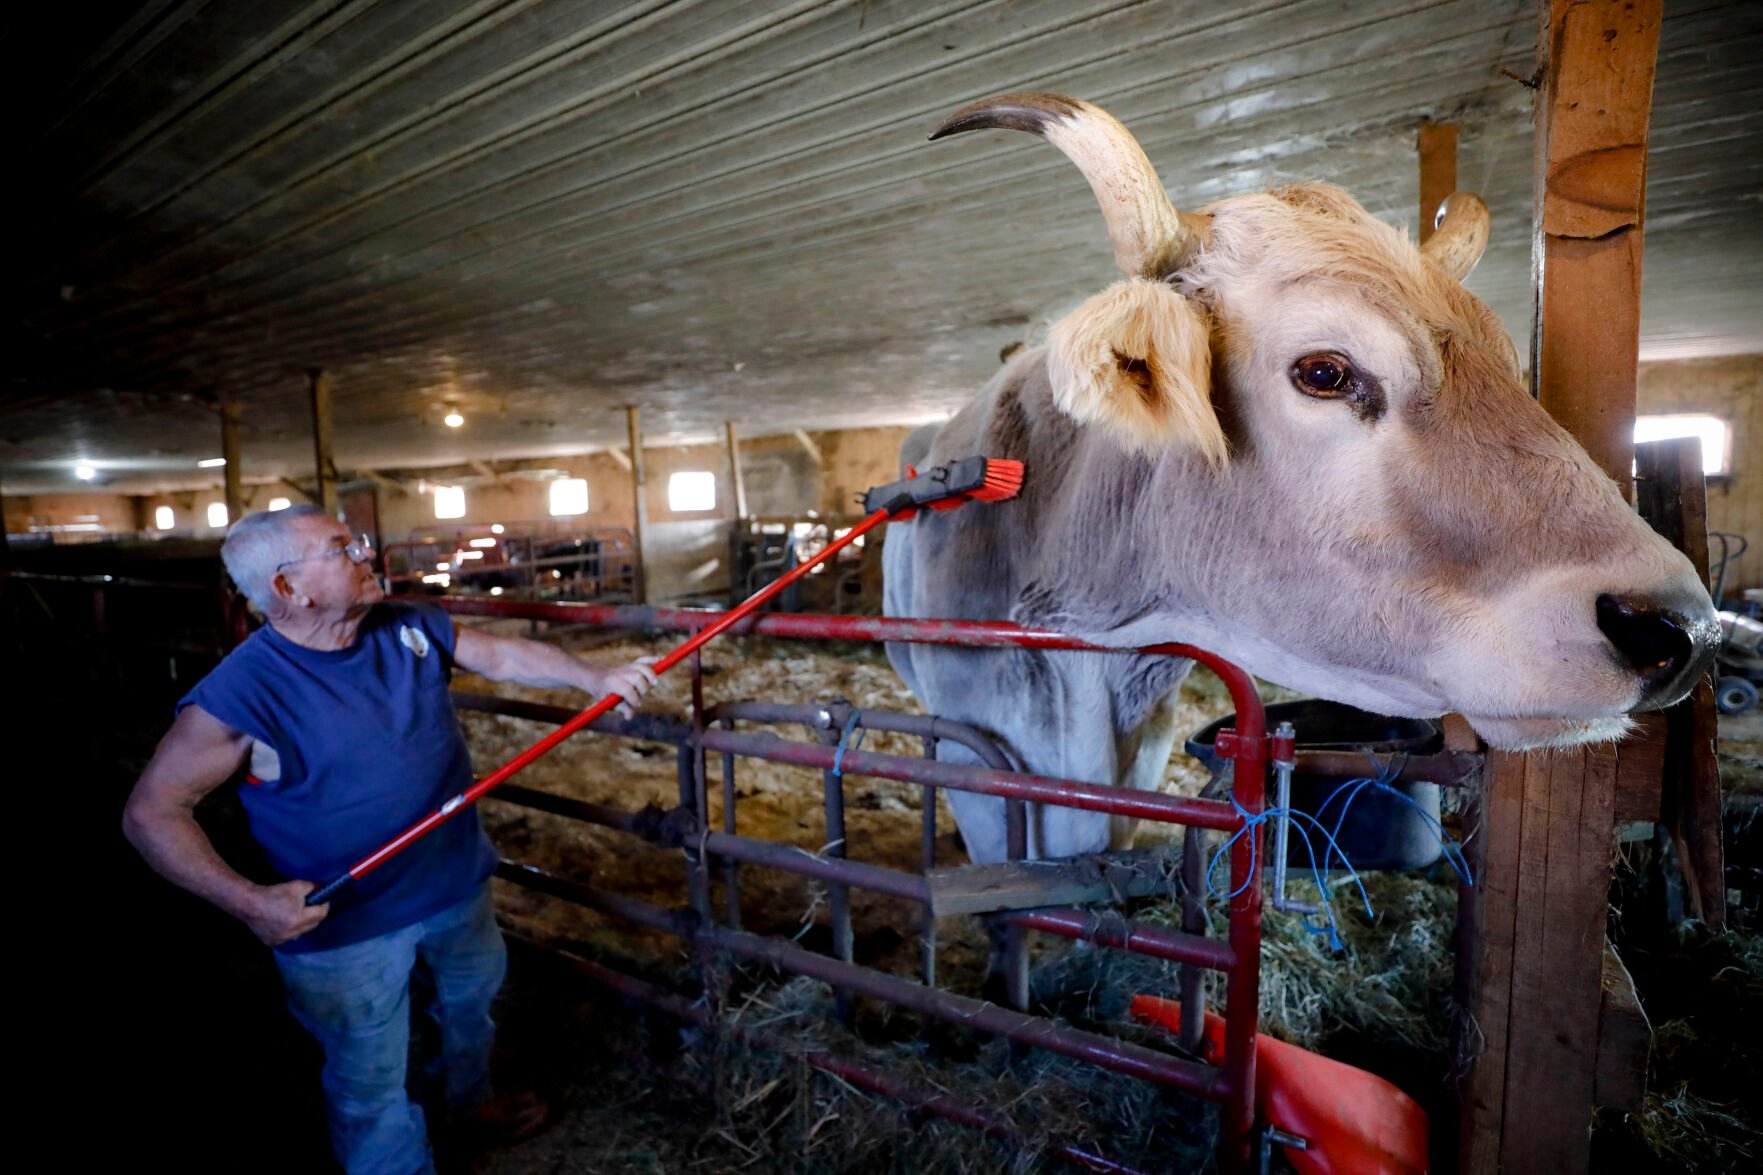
[1046,278,1225,465]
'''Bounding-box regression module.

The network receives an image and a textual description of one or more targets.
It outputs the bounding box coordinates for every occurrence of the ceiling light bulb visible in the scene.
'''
[197,457,227,468]
[74,465,96,480]
[444,411,465,428]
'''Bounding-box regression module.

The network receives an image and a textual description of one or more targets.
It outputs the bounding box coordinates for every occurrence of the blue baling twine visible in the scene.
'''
[1205,759,1473,952]
[830,710,865,778]
[793,710,868,944]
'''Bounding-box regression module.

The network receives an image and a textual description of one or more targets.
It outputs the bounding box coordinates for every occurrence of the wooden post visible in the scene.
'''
[1459,5,1664,1171]
[625,405,648,604]
[1530,0,1662,495]
[1634,437,1726,928]
[725,420,748,521]
[307,368,338,515]
[1460,745,1622,1174]
[220,397,244,526]
[1418,118,1458,244]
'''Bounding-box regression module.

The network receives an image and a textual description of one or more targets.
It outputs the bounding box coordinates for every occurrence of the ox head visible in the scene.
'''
[931,93,1719,749]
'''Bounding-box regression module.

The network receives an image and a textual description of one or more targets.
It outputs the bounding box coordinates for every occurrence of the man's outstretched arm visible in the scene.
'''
[122,705,328,945]
[452,626,659,716]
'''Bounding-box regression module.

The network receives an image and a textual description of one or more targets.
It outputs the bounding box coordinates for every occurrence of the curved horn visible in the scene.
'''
[930,91,1201,278]
[1420,191,1490,281]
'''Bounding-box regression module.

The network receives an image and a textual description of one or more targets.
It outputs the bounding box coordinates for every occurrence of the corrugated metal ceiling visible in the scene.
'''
[6,0,1760,494]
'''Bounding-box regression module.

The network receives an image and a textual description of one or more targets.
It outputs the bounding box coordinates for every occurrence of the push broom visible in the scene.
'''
[306,455,1023,906]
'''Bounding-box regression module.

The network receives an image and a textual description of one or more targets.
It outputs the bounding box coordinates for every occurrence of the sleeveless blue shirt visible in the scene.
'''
[180,600,497,954]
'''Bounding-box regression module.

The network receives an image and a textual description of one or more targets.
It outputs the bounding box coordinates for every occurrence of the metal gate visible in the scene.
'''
[444,598,1270,1173]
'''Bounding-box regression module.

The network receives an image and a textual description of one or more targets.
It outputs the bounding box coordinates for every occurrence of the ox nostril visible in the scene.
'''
[1595,593,1697,705]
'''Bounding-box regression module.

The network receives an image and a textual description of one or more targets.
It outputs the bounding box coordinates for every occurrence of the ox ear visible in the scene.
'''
[1046,277,1225,465]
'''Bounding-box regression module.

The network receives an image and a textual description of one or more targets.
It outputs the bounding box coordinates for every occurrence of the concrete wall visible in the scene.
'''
[1638,353,1761,595]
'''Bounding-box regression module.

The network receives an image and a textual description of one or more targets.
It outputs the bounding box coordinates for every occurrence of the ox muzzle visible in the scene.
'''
[1595,590,1721,711]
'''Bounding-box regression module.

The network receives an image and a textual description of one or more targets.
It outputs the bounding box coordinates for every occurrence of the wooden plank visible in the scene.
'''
[1417,117,1458,243]
[1612,712,1668,825]
[1458,749,1528,1175]
[1531,0,1662,495]
[1595,941,1650,1112]
[1635,436,1726,928]
[927,844,1182,917]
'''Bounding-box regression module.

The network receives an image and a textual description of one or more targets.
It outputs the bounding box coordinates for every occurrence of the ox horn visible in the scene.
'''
[1420,191,1491,281]
[930,92,1203,278]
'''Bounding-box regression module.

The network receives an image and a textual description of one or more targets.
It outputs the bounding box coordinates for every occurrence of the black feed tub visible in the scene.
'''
[1185,699,1446,872]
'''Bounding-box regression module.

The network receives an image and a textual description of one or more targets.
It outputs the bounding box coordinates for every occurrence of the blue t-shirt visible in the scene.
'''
[179,600,497,954]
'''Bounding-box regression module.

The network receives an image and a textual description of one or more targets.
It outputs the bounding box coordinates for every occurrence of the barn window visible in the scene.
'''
[154,506,174,530]
[668,471,717,512]
[207,503,229,528]
[267,497,291,511]
[549,478,589,516]
[1634,414,1729,476]
[433,485,466,519]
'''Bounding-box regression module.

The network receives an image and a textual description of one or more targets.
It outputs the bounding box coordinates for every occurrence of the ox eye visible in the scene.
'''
[1292,354,1351,397]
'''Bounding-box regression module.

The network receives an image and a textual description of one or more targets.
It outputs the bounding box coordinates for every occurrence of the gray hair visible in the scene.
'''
[222,504,328,609]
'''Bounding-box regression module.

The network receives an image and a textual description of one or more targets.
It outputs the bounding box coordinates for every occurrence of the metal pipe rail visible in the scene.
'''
[457,692,1245,833]
[443,598,1267,1171]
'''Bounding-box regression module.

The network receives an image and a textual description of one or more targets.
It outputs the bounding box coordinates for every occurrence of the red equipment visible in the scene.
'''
[304,457,1025,906]
[1131,995,1429,1175]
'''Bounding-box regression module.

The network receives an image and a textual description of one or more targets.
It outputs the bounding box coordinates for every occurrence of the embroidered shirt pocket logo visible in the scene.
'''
[400,625,431,658]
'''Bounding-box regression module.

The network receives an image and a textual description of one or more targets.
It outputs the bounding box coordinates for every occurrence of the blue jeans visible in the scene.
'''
[275,885,506,1175]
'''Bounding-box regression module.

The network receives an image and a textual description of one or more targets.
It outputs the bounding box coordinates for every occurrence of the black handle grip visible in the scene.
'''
[305,873,349,906]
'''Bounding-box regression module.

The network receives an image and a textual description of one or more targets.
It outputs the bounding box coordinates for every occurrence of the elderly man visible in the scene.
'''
[123,505,657,1175]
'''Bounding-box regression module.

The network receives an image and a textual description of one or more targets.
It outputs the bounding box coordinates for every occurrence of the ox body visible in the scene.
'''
[883,93,1718,864]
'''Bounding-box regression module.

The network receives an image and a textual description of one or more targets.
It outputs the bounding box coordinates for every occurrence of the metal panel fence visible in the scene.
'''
[443,598,1271,1172]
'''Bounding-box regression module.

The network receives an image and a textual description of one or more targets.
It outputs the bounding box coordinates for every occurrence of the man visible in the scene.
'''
[123,505,657,1175]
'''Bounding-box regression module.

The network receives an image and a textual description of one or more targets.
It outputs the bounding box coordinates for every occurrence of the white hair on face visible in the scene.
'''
[221,504,328,609]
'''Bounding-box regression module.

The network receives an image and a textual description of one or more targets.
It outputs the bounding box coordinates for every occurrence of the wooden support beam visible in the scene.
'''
[625,406,647,604]
[1418,118,1459,243]
[219,397,243,526]
[357,469,411,497]
[1635,436,1726,927]
[307,368,338,515]
[469,459,507,488]
[725,420,748,521]
[792,428,823,466]
[279,477,313,502]
[604,446,632,472]
[1458,8,1665,1171]
[1459,743,1622,1175]
[1531,0,1662,495]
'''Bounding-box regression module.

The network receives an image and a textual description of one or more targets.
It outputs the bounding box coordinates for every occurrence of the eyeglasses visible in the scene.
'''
[277,536,374,574]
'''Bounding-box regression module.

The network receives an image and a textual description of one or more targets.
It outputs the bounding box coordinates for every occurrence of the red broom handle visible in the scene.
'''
[307,505,897,905]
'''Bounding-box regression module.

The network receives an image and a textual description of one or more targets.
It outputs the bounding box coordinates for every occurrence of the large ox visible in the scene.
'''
[884,92,1719,864]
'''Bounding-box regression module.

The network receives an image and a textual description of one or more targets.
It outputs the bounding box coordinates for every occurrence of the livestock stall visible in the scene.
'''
[382,524,638,603]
